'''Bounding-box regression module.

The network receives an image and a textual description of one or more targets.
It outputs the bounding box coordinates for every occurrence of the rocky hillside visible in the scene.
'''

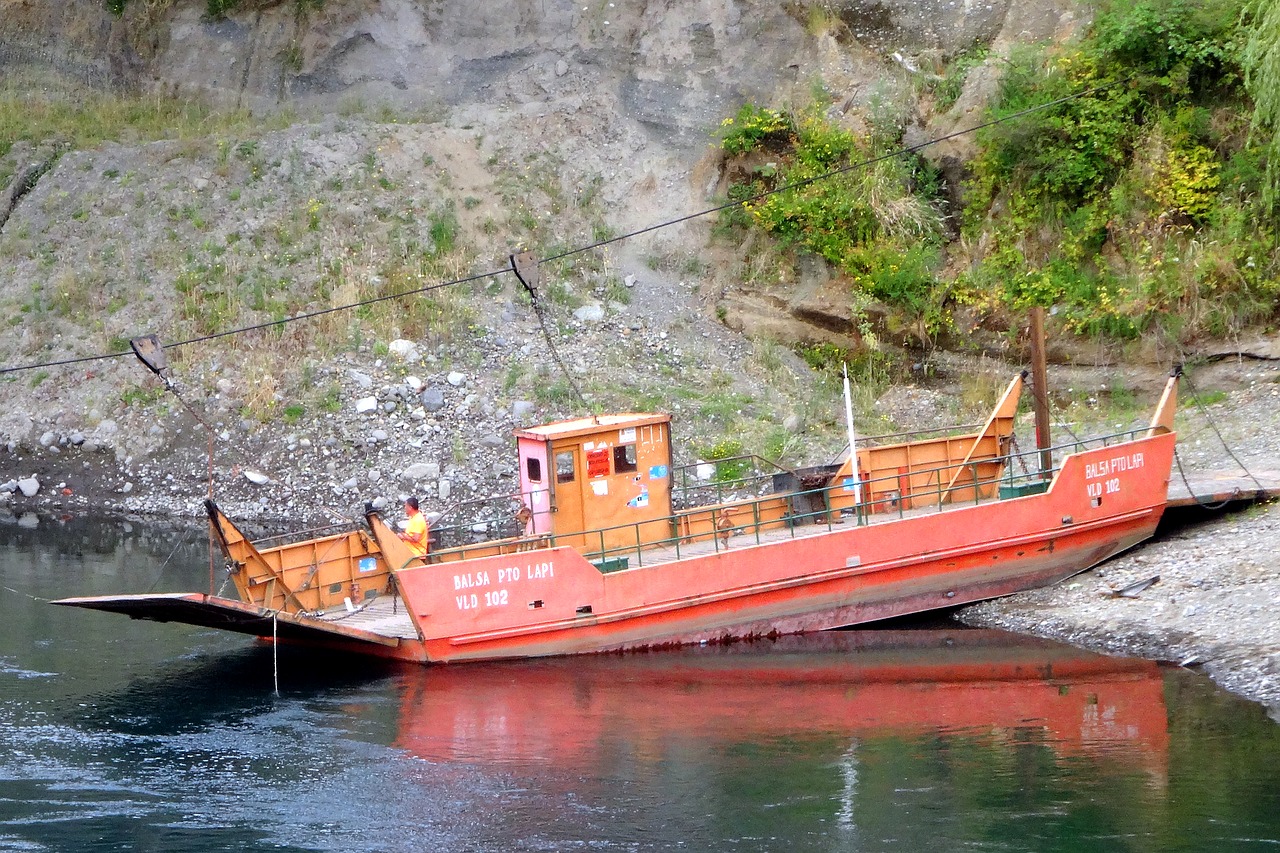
[2,0,1276,530]
[1,0,1094,339]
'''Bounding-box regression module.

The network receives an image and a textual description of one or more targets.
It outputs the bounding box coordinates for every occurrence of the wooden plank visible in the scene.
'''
[1166,470,1280,507]
[314,596,420,640]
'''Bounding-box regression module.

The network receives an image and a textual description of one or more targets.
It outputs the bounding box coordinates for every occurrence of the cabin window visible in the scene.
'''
[555,451,576,483]
[613,443,637,473]
[526,457,543,483]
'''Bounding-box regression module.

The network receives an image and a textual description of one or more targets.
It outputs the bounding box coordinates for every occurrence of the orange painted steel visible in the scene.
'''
[206,501,396,614]
[390,430,1174,662]
[54,372,1182,668]
[828,373,1022,514]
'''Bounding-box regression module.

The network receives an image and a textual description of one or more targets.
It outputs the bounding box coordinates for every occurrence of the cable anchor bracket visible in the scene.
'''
[510,251,540,305]
[129,334,173,389]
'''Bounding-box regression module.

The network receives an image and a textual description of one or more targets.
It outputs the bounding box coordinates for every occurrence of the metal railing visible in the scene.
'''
[249,521,367,550]
[420,424,1155,570]
[427,489,541,551]
[670,454,795,509]
[665,420,989,510]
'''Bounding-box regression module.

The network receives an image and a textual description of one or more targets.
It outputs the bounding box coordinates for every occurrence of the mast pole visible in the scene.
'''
[843,363,862,505]
[1029,307,1052,478]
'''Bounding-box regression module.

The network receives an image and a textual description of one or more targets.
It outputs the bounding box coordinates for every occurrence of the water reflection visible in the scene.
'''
[66,645,398,736]
[4,513,1280,852]
[390,629,1178,851]
[396,630,1169,776]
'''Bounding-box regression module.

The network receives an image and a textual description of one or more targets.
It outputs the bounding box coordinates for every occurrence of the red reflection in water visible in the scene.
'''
[394,629,1168,777]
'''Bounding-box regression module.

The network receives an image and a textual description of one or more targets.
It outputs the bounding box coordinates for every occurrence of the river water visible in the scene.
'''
[2,513,1279,852]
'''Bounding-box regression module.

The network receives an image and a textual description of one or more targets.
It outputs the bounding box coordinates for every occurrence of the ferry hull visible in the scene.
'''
[53,377,1179,668]
[396,432,1174,663]
[406,511,1161,664]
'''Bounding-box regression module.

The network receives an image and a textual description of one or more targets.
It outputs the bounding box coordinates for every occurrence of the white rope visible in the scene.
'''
[272,612,279,696]
[2,585,48,602]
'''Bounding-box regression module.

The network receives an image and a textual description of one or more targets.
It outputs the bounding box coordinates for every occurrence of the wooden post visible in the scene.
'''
[1029,307,1052,478]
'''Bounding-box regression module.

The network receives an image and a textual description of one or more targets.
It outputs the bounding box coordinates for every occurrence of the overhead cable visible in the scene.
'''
[0,77,1127,378]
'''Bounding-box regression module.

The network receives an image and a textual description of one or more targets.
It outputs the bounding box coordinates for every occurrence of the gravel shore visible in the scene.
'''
[959,374,1280,719]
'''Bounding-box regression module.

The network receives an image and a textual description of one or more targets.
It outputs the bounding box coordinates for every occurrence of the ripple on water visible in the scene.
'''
[6,518,1280,853]
[0,656,57,679]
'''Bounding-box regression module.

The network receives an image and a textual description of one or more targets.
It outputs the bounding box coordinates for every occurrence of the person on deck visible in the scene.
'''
[400,496,429,557]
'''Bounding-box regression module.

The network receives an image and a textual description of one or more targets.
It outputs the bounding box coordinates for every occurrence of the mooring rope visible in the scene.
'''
[144,525,198,594]
[1179,370,1268,494]
[272,611,280,697]
[158,377,360,528]
[1,584,48,603]
[519,272,591,411]
[1172,448,1238,511]
[1024,375,1083,465]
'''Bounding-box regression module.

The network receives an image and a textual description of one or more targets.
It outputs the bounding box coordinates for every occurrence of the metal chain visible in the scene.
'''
[1172,447,1237,511]
[1178,369,1268,493]
[528,296,591,411]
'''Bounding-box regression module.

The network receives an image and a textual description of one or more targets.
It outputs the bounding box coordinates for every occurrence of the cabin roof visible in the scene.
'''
[514,413,670,442]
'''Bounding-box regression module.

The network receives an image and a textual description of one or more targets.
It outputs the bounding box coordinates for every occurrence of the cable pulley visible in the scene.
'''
[130,334,171,386]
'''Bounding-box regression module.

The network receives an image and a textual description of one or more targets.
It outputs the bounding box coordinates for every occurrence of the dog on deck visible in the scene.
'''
[716,507,736,549]
[513,504,537,552]
[515,503,533,534]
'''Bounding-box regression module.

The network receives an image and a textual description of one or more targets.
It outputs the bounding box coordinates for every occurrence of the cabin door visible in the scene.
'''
[551,445,587,546]
[516,437,553,535]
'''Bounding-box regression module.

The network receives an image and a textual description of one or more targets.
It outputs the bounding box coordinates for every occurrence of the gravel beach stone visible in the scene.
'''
[959,377,1280,718]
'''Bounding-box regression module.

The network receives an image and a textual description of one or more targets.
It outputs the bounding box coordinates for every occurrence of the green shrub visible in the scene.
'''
[1092,0,1240,93]
[961,0,1277,344]
[205,0,241,20]
[698,437,752,483]
[970,48,1139,211]
[717,103,945,332]
[930,45,990,110]
[428,202,458,255]
[718,105,795,156]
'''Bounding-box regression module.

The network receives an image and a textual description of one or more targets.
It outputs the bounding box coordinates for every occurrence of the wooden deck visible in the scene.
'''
[1166,469,1280,507]
[314,595,420,640]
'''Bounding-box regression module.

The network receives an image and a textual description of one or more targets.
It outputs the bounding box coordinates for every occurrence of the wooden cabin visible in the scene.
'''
[514,413,674,553]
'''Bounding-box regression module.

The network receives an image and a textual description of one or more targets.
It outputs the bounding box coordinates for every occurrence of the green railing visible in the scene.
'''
[422,424,1155,571]
[670,454,795,509]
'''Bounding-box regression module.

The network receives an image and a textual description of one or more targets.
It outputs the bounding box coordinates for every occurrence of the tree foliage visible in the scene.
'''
[715,0,1279,349]
[960,0,1279,342]
[1241,0,1280,213]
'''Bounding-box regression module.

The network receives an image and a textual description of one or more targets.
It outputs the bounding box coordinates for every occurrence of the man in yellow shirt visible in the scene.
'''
[399,496,429,557]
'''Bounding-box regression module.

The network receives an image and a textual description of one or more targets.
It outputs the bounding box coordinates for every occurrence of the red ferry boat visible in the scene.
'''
[55,371,1179,664]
